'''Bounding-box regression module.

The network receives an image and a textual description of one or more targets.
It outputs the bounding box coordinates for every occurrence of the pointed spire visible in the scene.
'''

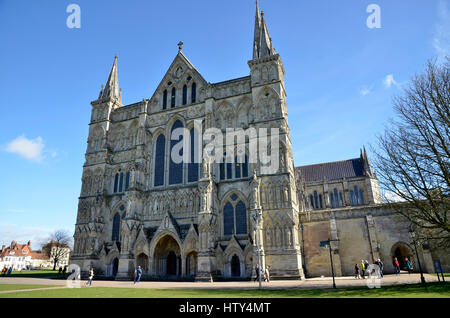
[253,1,262,59]
[102,55,120,100]
[252,3,276,60]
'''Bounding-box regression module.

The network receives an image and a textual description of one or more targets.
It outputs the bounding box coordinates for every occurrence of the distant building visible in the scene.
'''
[0,240,70,270]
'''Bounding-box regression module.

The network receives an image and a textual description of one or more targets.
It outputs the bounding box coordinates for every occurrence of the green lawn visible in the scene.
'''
[6,270,61,279]
[0,282,448,298]
[0,284,58,292]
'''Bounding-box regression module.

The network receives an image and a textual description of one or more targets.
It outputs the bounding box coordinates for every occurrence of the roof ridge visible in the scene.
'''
[296,157,361,169]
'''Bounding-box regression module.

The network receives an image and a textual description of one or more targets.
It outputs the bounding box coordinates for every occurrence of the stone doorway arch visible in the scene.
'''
[153,234,182,278]
[185,251,198,278]
[391,242,413,271]
[231,254,241,277]
[136,253,149,272]
[112,257,119,278]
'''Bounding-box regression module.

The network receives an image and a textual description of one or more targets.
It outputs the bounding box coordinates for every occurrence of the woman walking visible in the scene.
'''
[85,267,94,287]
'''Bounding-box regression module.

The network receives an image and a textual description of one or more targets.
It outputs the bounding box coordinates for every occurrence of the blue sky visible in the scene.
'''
[0,0,448,250]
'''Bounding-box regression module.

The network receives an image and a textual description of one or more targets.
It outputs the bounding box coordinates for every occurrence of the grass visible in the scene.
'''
[0,284,58,292]
[0,282,448,298]
[6,270,61,279]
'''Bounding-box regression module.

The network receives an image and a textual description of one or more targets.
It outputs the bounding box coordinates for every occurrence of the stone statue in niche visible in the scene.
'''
[250,170,261,208]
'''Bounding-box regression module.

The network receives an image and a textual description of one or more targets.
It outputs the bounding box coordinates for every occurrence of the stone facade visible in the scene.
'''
[71,4,449,280]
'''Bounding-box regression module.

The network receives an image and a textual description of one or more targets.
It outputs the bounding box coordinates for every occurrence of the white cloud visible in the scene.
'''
[359,86,372,96]
[383,74,399,88]
[383,191,405,203]
[433,0,450,62]
[5,135,45,162]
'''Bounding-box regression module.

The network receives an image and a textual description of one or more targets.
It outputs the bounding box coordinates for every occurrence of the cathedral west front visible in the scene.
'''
[71,3,448,280]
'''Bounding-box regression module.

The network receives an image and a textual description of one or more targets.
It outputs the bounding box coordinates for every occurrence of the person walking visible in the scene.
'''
[134,266,142,284]
[393,257,400,275]
[364,260,370,275]
[254,264,260,282]
[264,266,270,283]
[85,267,94,287]
[359,260,366,278]
[354,264,361,279]
[374,258,384,278]
[405,258,413,274]
[6,266,12,276]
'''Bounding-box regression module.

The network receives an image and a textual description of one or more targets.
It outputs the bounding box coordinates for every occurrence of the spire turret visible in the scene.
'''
[252,2,276,60]
[101,55,121,101]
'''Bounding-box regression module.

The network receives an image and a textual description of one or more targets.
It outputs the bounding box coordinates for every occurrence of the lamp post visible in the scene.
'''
[409,230,426,284]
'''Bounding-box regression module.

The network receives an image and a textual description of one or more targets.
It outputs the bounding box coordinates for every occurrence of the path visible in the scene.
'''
[0,273,441,293]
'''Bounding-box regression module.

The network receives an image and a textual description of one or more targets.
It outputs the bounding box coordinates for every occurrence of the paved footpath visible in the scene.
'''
[0,273,442,293]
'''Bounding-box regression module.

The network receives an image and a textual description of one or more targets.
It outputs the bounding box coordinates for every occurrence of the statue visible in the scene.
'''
[250,170,261,208]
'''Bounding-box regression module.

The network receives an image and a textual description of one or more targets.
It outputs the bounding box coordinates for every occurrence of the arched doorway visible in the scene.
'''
[112,258,119,277]
[167,251,177,275]
[153,234,182,278]
[136,253,149,272]
[392,242,413,270]
[186,251,198,277]
[231,254,241,277]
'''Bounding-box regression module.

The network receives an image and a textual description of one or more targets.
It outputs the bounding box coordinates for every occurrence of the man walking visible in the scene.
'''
[264,266,270,283]
[254,264,260,282]
[374,258,384,278]
[134,266,142,285]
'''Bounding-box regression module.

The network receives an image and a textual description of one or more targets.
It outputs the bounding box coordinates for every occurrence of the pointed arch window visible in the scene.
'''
[169,120,183,185]
[171,87,176,108]
[163,90,167,110]
[223,202,234,235]
[182,85,187,105]
[223,199,247,235]
[125,171,130,190]
[188,127,199,183]
[114,173,119,193]
[154,134,165,187]
[118,173,124,192]
[112,212,121,241]
[191,82,197,103]
[235,201,247,235]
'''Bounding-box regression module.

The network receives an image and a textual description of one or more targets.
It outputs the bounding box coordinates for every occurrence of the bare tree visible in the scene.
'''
[42,230,72,270]
[372,58,450,248]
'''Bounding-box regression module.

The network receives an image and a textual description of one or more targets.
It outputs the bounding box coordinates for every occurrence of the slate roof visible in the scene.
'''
[296,158,364,183]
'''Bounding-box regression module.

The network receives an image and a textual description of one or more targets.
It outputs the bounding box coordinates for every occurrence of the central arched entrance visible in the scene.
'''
[153,234,182,278]
[231,254,241,277]
[112,257,119,277]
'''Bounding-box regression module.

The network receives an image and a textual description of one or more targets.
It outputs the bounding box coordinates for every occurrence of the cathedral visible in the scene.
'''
[71,3,448,280]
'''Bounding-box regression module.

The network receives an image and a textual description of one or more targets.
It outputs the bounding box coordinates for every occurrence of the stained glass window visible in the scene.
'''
[188,127,199,182]
[163,90,167,109]
[114,173,119,193]
[223,202,234,235]
[191,82,196,103]
[235,201,247,235]
[112,213,121,241]
[154,134,165,186]
[182,85,187,105]
[169,120,183,185]
[171,87,176,108]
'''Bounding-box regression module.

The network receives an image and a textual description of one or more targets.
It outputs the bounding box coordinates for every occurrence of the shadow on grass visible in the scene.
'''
[0,282,448,298]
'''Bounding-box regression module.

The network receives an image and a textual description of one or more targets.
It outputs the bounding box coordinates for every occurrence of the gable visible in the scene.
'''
[149,52,208,107]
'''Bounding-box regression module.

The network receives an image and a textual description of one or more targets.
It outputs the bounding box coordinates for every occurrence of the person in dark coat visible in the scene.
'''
[354,264,361,279]
[254,264,260,282]
[134,266,142,284]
